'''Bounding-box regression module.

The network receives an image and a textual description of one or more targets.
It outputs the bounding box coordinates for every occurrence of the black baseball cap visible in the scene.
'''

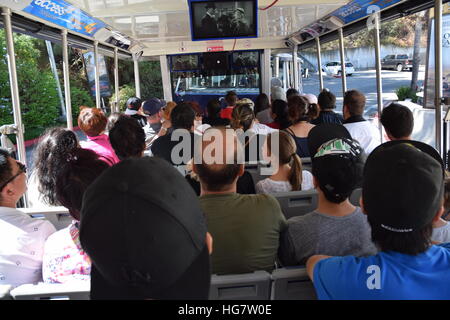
[79,157,210,299]
[312,138,366,203]
[307,123,352,156]
[363,140,444,233]
[126,97,142,111]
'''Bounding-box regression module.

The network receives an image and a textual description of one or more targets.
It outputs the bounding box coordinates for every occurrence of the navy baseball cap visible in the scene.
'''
[142,98,166,116]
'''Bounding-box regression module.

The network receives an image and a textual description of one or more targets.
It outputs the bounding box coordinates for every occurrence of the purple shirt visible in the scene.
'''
[80,134,120,166]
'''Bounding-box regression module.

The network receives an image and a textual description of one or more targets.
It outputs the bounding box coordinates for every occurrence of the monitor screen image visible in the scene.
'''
[232,51,259,68]
[170,54,200,71]
[202,52,229,72]
[189,0,258,41]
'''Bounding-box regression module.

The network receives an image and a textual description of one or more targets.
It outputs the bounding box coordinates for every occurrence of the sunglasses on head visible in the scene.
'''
[0,161,26,192]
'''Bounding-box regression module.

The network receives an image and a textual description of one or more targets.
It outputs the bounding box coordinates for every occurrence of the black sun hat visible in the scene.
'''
[363,140,444,233]
[79,157,210,299]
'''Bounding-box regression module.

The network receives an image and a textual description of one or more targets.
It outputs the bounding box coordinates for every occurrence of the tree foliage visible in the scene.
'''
[0,31,95,140]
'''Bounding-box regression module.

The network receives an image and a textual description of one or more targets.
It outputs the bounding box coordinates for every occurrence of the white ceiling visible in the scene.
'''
[66,0,349,55]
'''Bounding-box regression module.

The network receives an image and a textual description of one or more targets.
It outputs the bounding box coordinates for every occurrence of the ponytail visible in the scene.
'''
[289,153,303,191]
[307,103,320,121]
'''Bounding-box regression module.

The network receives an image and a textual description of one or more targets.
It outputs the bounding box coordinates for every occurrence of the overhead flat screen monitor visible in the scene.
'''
[170,54,200,72]
[232,51,259,68]
[189,0,258,41]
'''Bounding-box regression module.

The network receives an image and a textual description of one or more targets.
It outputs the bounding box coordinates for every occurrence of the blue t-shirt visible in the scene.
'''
[313,243,450,300]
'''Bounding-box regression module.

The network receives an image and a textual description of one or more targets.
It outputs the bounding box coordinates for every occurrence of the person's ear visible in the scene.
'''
[432,205,445,223]
[313,175,318,189]
[237,163,244,177]
[206,232,213,255]
[192,163,199,175]
[360,197,368,216]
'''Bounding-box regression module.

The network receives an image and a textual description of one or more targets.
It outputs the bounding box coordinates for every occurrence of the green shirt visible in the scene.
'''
[199,193,287,275]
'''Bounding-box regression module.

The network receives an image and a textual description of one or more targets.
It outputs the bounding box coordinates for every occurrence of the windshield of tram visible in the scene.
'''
[169,51,261,102]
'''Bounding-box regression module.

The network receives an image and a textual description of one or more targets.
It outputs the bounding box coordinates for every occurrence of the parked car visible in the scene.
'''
[381,54,413,71]
[322,61,355,76]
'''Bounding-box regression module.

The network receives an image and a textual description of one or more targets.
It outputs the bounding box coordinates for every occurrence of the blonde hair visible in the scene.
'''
[231,104,255,132]
[236,98,255,110]
[162,101,177,120]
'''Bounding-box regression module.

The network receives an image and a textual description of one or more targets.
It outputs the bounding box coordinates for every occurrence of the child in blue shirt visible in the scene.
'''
[306,140,450,300]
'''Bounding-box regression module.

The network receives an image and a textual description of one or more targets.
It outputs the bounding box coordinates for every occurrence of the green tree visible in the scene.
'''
[140,61,163,100]
[0,31,60,140]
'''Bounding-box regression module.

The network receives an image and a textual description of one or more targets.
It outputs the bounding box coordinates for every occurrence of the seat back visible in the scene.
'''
[273,190,318,219]
[300,157,312,172]
[0,285,12,300]
[270,267,317,300]
[209,271,271,300]
[349,188,362,207]
[10,282,90,300]
[22,206,72,231]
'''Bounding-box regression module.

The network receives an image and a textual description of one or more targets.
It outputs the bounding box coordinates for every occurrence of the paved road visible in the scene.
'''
[300,67,425,112]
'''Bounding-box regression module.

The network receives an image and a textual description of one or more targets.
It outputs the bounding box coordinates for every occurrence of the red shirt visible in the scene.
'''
[220,106,234,120]
[267,122,281,129]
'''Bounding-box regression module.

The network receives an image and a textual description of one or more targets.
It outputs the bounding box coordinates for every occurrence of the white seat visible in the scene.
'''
[0,285,13,300]
[10,282,90,300]
[21,206,72,230]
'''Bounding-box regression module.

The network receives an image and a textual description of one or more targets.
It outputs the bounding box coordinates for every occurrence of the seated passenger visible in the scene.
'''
[42,148,109,283]
[301,93,318,106]
[311,89,344,125]
[236,98,255,111]
[343,90,381,154]
[286,88,299,100]
[271,86,286,102]
[31,127,79,208]
[307,141,450,299]
[279,137,375,266]
[124,97,147,127]
[193,128,287,274]
[380,102,414,141]
[220,91,238,120]
[285,95,319,158]
[185,159,255,196]
[0,148,56,286]
[203,99,230,127]
[78,107,120,166]
[142,98,167,144]
[267,99,291,130]
[151,103,196,165]
[256,131,313,194]
[231,104,276,162]
[254,93,272,125]
[80,157,212,299]
[231,104,276,136]
[431,173,450,243]
[109,115,146,160]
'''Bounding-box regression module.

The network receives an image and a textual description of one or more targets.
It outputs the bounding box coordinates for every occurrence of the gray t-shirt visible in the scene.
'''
[279,207,377,266]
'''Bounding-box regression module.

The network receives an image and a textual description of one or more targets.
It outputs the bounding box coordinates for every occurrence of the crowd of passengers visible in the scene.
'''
[1,86,450,299]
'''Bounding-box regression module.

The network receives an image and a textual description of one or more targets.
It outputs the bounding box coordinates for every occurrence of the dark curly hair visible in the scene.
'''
[33,127,79,206]
[56,148,109,220]
[109,115,146,160]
